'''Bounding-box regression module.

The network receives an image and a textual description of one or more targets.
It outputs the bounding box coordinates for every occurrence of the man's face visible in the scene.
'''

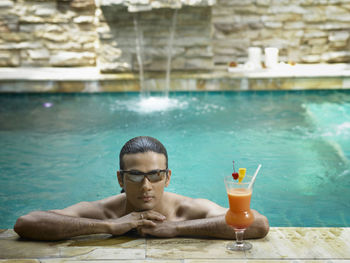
[118,151,171,212]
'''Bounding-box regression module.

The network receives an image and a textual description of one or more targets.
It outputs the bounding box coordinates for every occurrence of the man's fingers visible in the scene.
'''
[142,211,166,221]
[137,225,154,237]
[137,219,156,227]
[137,227,146,237]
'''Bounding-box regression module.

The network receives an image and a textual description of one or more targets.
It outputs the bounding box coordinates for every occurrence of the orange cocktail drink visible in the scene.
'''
[224,175,255,251]
[226,188,254,229]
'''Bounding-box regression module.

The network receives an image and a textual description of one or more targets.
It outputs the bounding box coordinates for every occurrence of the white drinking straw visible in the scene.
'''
[249,164,262,189]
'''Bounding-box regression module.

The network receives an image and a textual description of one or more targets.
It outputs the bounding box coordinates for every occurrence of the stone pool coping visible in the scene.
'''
[1,64,350,92]
[0,227,349,262]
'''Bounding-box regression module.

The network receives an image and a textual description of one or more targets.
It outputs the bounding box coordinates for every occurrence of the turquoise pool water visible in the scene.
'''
[0,90,349,229]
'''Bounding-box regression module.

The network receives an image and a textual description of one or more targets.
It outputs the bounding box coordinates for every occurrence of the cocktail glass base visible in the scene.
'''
[226,241,252,251]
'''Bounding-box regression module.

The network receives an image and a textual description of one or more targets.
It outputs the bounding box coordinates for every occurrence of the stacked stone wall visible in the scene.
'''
[213,0,350,65]
[1,0,350,71]
[0,0,97,67]
[98,5,213,72]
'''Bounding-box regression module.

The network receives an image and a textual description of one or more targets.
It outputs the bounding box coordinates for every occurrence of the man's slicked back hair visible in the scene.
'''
[119,136,168,170]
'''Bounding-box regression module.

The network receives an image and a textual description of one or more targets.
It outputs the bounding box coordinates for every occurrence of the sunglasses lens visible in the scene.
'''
[124,170,167,183]
[148,173,161,182]
[127,174,143,183]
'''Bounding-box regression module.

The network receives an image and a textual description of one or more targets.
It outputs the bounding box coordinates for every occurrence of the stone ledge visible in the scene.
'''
[0,64,350,92]
[100,0,216,12]
[0,228,349,261]
[0,64,350,81]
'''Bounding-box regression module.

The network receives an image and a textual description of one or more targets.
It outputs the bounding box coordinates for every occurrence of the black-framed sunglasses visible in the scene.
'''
[120,169,168,183]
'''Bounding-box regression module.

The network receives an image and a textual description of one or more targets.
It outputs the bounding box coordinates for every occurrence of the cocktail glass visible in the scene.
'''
[224,175,255,251]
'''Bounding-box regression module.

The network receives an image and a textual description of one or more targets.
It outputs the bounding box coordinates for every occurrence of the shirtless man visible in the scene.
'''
[14,136,269,241]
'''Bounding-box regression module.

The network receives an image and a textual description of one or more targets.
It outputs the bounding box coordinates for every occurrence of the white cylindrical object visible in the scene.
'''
[264,47,279,68]
[247,47,262,69]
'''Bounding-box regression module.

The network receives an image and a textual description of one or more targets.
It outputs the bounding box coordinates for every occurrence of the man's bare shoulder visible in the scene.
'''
[163,192,191,203]
[50,194,125,220]
[95,194,126,218]
[164,192,226,221]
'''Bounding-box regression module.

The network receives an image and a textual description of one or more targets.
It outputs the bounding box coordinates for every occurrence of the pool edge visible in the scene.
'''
[0,227,349,261]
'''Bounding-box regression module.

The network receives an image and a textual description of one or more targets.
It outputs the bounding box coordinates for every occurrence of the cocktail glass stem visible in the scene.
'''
[226,228,252,251]
[235,229,245,246]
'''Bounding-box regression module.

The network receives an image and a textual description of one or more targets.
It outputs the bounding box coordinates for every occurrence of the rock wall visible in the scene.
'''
[213,0,350,65]
[0,0,97,67]
[98,4,213,72]
[0,0,350,71]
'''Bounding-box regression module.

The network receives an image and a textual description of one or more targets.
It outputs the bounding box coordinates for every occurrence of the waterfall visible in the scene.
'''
[130,9,184,114]
[133,13,147,96]
[165,8,178,97]
[133,9,178,97]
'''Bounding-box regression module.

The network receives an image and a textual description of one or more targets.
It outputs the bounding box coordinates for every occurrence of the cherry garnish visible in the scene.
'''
[232,172,239,180]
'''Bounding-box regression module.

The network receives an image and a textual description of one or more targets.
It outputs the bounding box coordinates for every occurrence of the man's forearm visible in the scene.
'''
[14,211,110,241]
[175,215,234,239]
[175,215,269,239]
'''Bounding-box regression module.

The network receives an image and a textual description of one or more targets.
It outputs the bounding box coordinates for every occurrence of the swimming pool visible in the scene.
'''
[0,90,349,229]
